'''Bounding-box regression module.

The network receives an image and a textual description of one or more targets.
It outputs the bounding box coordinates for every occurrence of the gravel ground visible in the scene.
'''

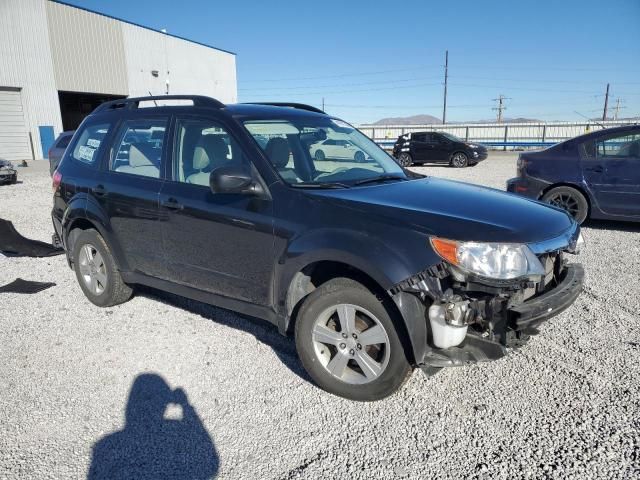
[1,155,639,479]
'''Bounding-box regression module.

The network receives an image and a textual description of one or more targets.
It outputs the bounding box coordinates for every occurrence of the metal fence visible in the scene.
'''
[358,119,639,150]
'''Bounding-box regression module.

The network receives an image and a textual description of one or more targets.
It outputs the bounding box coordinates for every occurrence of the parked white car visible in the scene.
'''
[310,138,367,162]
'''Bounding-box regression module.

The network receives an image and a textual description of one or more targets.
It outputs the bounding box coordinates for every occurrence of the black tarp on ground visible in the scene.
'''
[0,218,63,257]
[0,278,56,294]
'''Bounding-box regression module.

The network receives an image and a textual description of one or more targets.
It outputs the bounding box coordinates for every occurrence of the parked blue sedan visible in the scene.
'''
[507,125,640,224]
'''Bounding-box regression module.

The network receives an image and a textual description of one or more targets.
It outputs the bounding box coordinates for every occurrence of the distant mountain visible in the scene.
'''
[371,114,542,125]
[373,114,441,125]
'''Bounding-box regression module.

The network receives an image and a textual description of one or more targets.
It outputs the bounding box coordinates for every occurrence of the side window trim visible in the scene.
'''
[108,115,169,180]
[169,113,258,188]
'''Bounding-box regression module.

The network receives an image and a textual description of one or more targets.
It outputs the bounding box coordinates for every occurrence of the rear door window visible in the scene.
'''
[70,123,111,165]
[110,118,168,179]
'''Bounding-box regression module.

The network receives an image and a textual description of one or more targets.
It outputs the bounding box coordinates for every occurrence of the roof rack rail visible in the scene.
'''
[94,95,225,113]
[244,102,326,114]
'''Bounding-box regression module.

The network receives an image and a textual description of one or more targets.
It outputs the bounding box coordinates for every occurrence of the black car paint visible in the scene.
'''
[53,100,580,367]
[392,131,488,165]
[507,125,640,222]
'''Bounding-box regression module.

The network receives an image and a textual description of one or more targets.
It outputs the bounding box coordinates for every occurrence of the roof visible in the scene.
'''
[49,0,236,56]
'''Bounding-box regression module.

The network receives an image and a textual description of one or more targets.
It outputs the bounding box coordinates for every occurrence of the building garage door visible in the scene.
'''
[0,88,32,162]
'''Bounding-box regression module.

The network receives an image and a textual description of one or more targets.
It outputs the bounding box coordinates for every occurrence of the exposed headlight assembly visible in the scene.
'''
[430,237,545,280]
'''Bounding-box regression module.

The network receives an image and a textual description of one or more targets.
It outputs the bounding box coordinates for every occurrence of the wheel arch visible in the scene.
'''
[448,150,468,163]
[282,258,425,366]
[540,182,592,217]
[63,196,128,270]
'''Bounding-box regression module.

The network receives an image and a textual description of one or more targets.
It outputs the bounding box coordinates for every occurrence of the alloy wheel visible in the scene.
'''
[547,193,580,218]
[78,243,108,295]
[451,153,468,167]
[312,303,391,385]
[398,153,411,167]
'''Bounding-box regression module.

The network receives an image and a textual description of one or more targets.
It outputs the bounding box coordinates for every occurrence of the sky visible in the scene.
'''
[62,0,640,124]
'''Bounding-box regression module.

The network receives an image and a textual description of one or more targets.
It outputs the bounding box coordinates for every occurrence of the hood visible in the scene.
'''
[308,177,574,244]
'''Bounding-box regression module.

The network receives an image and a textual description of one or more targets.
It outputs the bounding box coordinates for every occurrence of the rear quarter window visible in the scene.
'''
[56,134,72,149]
[70,123,111,165]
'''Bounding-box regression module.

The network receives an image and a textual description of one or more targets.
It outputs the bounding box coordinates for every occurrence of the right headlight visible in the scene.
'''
[430,237,545,280]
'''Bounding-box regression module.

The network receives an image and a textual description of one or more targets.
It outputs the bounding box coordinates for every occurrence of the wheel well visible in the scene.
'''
[285,261,392,333]
[449,150,467,159]
[66,218,97,255]
[540,183,591,215]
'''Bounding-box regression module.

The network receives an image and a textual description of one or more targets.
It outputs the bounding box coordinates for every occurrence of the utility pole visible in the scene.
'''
[613,97,625,120]
[442,50,448,124]
[492,95,509,123]
[602,83,610,122]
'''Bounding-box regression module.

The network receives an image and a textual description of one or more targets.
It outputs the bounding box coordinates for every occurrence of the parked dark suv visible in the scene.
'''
[52,96,584,401]
[507,125,640,224]
[392,131,488,167]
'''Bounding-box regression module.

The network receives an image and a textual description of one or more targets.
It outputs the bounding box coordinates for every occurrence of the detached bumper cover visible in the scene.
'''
[509,263,584,331]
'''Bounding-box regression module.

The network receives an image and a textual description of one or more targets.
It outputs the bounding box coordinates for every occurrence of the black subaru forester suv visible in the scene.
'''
[52,96,584,401]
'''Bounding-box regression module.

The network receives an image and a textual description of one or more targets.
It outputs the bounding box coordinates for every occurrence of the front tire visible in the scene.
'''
[295,278,412,401]
[397,153,412,167]
[450,152,468,168]
[314,149,325,161]
[72,229,133,307]
[541,186,589,224]
[354,150,365,163]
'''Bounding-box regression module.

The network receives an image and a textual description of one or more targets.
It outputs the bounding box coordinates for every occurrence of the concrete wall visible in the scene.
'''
[122,25,237,102]
[0,0,237,160]
[46,1,129,96]
[0,0,63,159]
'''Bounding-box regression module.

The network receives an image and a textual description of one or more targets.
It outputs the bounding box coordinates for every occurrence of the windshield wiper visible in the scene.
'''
[353,175,408,186]
[290,182,351,189]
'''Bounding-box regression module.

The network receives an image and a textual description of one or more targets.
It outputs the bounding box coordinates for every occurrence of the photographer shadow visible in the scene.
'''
[88,373,219,480]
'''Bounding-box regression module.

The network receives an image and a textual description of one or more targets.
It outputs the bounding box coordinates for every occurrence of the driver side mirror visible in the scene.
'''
[209,165,264,195]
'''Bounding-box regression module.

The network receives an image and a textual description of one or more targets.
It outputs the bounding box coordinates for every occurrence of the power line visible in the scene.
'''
[239,65,441,84]
[238,75,442,92]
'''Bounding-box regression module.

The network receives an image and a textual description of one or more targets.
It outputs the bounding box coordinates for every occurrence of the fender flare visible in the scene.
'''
[275,229,435,365]
[63,195,129,271]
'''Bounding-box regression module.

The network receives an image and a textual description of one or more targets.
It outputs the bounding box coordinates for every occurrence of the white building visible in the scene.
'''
[0,0,237,161]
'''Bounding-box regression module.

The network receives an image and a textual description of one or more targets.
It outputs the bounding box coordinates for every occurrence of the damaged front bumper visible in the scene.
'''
[421,263,584,368]
[391,248,584,370]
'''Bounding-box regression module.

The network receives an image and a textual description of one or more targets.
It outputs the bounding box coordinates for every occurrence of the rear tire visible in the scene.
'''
[72,229,133,307]
[397,153,412,167]
[315,149,325,161]
[541,186,589,224]
[295,278,412,401]
[354,151,365,163]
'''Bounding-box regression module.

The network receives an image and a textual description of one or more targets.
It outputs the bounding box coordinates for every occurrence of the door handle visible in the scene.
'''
[92,184,107,196]
[585,165,604,173]
[161,198,184,210]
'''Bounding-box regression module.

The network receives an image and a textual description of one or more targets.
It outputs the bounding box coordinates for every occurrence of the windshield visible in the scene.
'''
[440,132,463,142]
[243,117,406,186]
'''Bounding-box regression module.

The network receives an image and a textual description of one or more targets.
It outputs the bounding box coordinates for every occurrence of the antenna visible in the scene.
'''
[148,91,158,107]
